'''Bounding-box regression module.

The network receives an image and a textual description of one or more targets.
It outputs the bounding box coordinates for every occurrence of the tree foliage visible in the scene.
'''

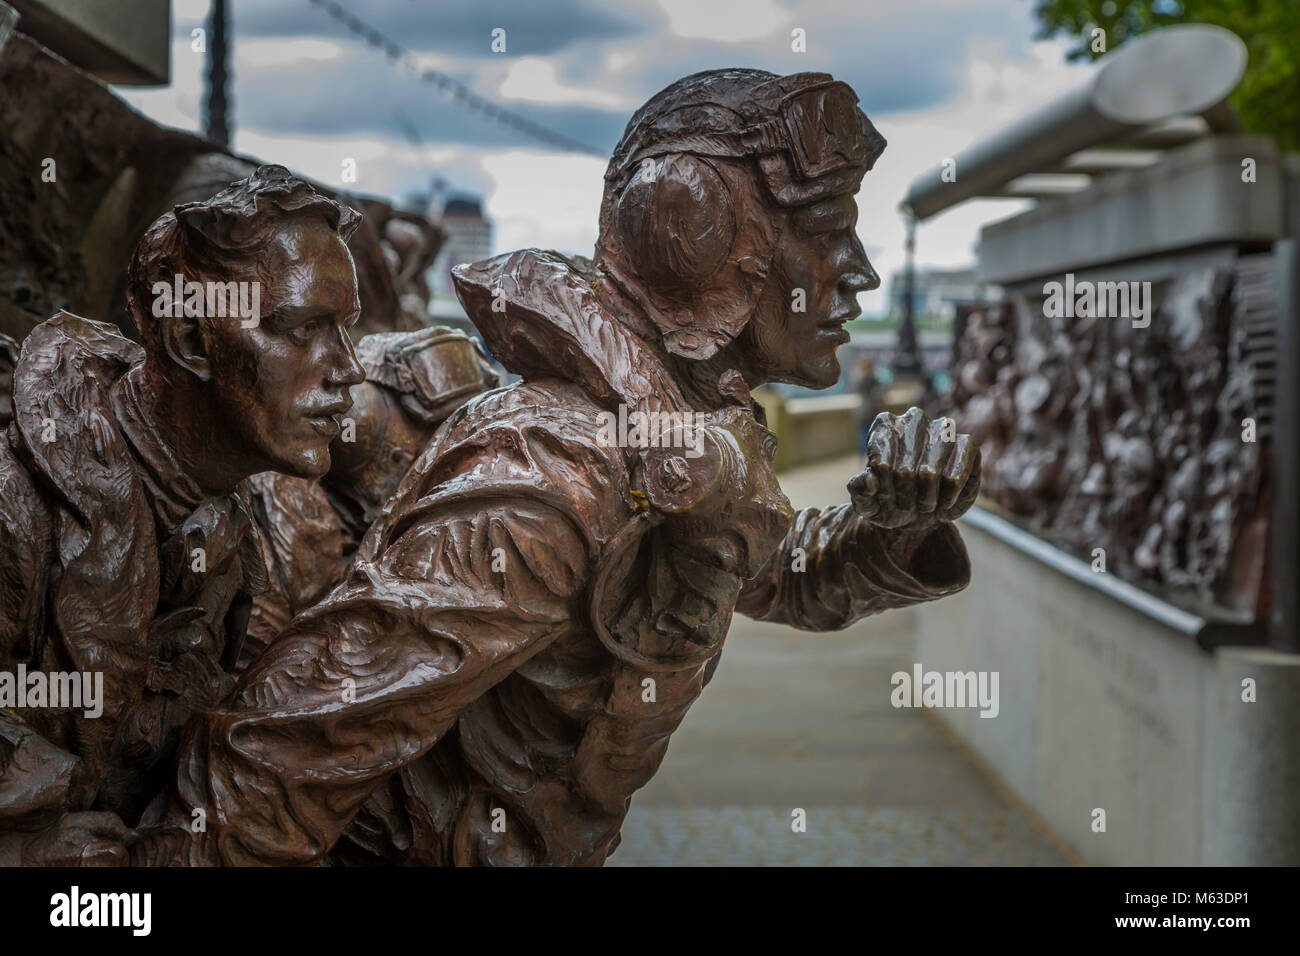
[1031,0,1300,150]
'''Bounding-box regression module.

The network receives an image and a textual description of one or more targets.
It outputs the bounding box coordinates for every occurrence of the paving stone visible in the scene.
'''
[612,455,1075,866]
[610,806,1069,866]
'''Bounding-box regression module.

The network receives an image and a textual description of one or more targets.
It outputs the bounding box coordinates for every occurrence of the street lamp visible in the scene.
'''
[893,207,923,381]
[204,0,230,148]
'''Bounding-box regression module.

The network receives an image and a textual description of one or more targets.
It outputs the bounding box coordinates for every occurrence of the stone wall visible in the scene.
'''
[915,507,1300,865]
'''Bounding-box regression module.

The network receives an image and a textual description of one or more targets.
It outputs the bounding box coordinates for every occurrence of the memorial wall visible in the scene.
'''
[949,260,1273,618]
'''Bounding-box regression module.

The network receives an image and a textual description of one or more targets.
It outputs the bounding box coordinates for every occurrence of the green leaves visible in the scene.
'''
[1031,0,1300,150]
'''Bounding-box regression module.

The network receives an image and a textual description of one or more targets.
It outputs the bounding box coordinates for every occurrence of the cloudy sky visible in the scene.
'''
[115,0,1093,317]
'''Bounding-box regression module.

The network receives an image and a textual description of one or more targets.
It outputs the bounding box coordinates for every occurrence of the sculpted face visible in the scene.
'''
[738,193,878,389]
[200,218,365,478]
[325,379,429,512]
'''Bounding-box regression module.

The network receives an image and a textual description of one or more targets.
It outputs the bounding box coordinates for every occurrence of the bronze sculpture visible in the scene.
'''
[1,32,448,347]
[0,165,366,864]
[131,70,982,866]
[948,262,1270,616]
[241,325,498,667]
[0,331,16,427]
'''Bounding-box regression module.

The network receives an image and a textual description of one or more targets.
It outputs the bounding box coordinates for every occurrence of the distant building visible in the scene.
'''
[428,196,492,301]
[885,267,998,323]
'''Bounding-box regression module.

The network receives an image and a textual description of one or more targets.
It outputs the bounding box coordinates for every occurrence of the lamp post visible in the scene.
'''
[893,208,923,381]
[204,0,230,148]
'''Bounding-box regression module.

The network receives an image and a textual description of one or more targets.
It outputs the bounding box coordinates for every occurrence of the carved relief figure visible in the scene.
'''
[0,166,365,864]
[948,263,1270,613]
[135,70,982,867]
[241,326,498,666]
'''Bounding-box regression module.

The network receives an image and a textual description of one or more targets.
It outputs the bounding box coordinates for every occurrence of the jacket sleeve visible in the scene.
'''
[149,406,633,866]
[239,472,344,673]
[0,712,79,827]
[0,431,81,835]
[735,504,971,631]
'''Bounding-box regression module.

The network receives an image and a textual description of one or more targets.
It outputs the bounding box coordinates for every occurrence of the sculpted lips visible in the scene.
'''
[818,302,860,345]
[304,398,350,438]
[306,416,341,438]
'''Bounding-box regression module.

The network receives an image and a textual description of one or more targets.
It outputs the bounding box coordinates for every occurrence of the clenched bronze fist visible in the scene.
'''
[2,811,134,866]
[848,407,981,529]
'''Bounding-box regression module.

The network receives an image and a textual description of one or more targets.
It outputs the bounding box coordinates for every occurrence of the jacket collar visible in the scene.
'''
[9,312,159,767]
[12,311,148,529]
[452,249,689,415]
[109,364,208,539]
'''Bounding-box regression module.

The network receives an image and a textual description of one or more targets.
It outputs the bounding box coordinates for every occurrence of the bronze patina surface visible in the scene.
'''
[0,33,442,344]
[242,326,499,667]
[0,166,366,864]
[949,263,1270,617]
[132,70,982,867]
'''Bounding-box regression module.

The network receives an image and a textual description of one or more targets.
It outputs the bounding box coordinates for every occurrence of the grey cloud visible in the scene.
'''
[177,0,1047,169]
[228,53,629,152]
[231,0,654,58]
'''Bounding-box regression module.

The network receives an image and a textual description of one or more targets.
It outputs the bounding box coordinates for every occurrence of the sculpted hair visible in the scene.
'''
[126,164,362,356]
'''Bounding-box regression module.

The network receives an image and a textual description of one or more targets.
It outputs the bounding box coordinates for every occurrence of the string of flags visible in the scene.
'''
[305,0,604,156]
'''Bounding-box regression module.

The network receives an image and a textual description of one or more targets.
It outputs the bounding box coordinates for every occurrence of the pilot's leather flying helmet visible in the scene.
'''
[596,70,885,360]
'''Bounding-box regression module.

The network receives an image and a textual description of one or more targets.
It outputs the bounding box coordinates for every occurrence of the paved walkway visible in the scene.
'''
[611,455,1074,866]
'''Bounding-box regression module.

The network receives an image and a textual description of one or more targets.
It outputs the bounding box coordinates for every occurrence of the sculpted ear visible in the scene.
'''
[161,310,213,382]
[175,200,244,251]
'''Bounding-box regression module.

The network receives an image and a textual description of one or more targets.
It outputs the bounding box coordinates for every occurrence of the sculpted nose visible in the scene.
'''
[328,326,366,389]
[841,263,879,294]
[841,236,880,293]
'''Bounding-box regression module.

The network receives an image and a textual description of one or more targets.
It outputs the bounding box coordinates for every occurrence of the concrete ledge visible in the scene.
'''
[758,391,860,472]
[914,507,1297,865]
[10,0,170,85]
[961,506,1261,647]
[977,135,1286,285]
[1203,648,1300,865]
